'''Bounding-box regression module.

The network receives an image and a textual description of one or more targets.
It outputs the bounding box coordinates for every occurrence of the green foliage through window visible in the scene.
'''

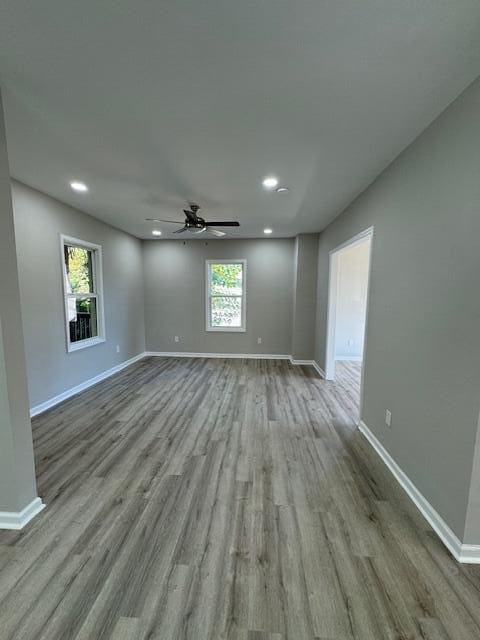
[208,262,244,328]
[210,263,242,296]
[64,245,94,294]
[64,243,99,344]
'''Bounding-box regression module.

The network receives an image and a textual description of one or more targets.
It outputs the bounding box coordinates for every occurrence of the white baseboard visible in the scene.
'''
[0,497,45,530]
[359,420,480,564]
[335,355,363,362]
[312,361,325,378]
[290,357,324,377]
[290,358,325,379]
[146,352,326,378]
[460,544,480,563]
[290,358,314,365]
[30,352,146,417]
[145,351,291,360]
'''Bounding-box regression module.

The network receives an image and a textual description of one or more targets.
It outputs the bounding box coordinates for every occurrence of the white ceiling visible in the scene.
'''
[1,1,480,239]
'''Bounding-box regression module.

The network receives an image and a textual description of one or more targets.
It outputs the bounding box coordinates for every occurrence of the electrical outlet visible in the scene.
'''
[174,336,180,343]
[385,409,392,427]
[257,337,262,344]
[348,338,354,347]
[116,345,120,353]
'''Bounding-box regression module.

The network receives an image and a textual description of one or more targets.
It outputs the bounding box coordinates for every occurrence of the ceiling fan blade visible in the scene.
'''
[207,228,226,237]
[173,226,188,233]
[145,218,184,224]
[204,221,240,227]
[193,227,206,234]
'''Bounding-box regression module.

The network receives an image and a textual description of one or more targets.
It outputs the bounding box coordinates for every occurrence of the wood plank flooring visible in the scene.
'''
[1,356,480,639]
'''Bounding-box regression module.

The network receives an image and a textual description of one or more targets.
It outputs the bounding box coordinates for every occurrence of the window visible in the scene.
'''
[61,235,105,352]
[206,260,246,332]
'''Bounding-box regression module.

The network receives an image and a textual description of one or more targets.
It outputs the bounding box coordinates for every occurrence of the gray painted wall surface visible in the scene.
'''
[291,234,318,360]
[465,415,480,544]
[314,77,480,540]
[0,93,38,512]
[12,181,145,408]
[143,239,294,355]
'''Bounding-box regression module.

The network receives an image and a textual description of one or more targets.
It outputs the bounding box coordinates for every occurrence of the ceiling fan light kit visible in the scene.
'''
[146,203,239,238]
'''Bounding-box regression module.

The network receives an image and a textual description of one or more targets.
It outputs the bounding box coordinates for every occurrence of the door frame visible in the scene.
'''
[325,226,374,420]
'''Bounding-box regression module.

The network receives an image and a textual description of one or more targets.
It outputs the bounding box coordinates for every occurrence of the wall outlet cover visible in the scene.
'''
[385,409,392,427]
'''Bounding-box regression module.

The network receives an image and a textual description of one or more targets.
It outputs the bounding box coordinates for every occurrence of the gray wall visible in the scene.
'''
[0,92,38,512]
[12,181,145,409]
[291,234,318,360]
[143,239,294,355]
[465,416,480,544]
[314,77,480,540]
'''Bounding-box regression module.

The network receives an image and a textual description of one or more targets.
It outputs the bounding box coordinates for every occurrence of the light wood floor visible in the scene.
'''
[1,357,480,639]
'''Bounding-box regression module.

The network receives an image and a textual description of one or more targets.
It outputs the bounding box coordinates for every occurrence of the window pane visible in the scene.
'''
[64,245,94,294]
[210,263,243,296]
[68,297,98,343]
[211,296,242,327]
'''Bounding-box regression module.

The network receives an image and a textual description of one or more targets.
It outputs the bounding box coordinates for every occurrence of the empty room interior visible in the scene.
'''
[1,2,480,639]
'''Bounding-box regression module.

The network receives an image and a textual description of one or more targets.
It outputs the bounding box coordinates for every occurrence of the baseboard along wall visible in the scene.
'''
[144,351,291,360]
[359,420,480,564]
[30,352,146,417]
[0,497,45,530]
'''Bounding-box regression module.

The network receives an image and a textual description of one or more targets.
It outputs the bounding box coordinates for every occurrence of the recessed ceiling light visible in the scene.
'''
[262,176,278,190]
[152,229,162,236]
[70,180,88,193]
[276,187,290,194]
[263,228,273,235]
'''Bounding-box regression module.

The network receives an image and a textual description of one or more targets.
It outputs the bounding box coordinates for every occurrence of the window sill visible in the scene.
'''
[206,327,246,333]
[67,337,106,353]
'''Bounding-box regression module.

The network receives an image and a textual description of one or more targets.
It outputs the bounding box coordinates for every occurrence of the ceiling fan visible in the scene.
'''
[146,204,240,237]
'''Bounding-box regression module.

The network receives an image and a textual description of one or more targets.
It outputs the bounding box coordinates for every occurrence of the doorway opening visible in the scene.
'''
[325,227,373,421]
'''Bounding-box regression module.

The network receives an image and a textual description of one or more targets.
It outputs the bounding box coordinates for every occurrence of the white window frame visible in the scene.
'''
[206,259,247,332]
[60,234,106,353]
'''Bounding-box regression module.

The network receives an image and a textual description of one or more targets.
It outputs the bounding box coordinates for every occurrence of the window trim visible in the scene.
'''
[206,259,247,332]
[60,234,106,353]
